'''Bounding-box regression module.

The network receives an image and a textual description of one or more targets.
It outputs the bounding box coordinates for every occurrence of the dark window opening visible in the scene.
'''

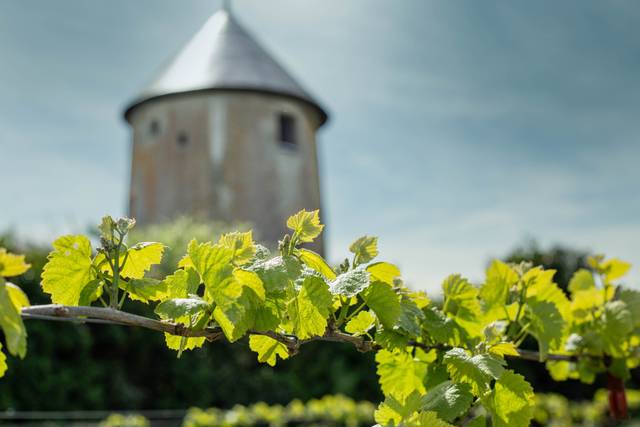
[278,113,297,148]
[149,120,160,136]
[177,131,189,148]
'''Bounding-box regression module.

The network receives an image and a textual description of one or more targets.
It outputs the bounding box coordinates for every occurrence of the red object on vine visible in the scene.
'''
[608,373,628,421]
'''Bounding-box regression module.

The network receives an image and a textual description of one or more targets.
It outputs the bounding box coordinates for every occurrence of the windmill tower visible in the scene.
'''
[123,4,328,252]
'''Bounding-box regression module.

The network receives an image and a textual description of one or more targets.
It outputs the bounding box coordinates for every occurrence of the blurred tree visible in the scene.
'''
[503,239,589,291]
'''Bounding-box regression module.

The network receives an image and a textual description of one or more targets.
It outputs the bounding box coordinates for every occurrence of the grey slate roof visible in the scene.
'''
[124,9,328,125]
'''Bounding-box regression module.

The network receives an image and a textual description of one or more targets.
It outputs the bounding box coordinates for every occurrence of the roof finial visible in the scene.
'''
[222,0,232,13]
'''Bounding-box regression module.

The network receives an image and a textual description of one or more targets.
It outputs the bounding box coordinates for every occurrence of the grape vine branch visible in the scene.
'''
[20,304,577,362]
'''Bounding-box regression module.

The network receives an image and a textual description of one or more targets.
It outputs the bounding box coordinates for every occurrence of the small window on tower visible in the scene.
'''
[177,131,189,148]
[278,113,296,148]
[149,120,160,136]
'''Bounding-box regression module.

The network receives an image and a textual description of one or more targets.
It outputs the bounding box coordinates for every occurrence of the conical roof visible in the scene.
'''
[124,9,327,125]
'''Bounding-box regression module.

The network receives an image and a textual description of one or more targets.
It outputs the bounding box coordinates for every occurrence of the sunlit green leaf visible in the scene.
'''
[0,280,27,358]
[443,348,505,396]
[287,275,332,339]
[163,268,201,299]
[363,281,401,329]
[396,295,425,337]
[483,370,534,427]
[345,310,375,336]
[349,235,379,265]
[442,275,481,323]
[0,248,30,277]
[218,231,255,266]
[41,235,95,306]
[480,260,517,315]
[568,269,596,295]
[376,349,427,399]
[600,300,633,357]
[366,262,400,285]
[374,391,422,426]
[121,278,168,303]
[525,298,564,360]
[0,343,7,378]
[249,335,289,366]
[5,282,29,309]
[420,380,473,422]
[286,210,324,243]
[120,242,165,279]
[296,248,336,280]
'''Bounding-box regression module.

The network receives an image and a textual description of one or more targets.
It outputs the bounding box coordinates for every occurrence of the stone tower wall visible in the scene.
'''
[128,91,324,253]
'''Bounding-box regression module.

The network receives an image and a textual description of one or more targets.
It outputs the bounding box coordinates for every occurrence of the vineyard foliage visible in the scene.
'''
[0,211,639,426]
[99,392,640,427]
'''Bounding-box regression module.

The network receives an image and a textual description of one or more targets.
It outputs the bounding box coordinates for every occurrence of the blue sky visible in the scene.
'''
[1,0,639,292]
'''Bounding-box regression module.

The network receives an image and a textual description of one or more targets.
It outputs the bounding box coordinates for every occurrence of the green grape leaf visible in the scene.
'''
[287,275,332,339]
[489,342,519,357]
[483,370,534,427]
[442,275,481,323]
[186,240,232,284]
[396,295,425,337]
[164,331,205,352]
[249,255,302,295]
[252,297,281,332]
[600,300,633,357]
[0,281,27,358]
[618,289,640,327]
[443,348,505,396]
[233,269,265,301]
[349,235,379,265]
[376,349,427,399]
[286,210,324,243]
[345,310,375,336]
[186,240,234,301]
[525,298,565,360]
[5,282,30,309]
[213,284,261,342]
[570,288,604,323]
[420,381,473,422]
[120,242,165,279]
[421,360,449,393]
[366,262,400,285]
[0,248,30,277]
[120,278,168,303]
[296,248,336,280]
[601,258,631,283]
[42,235,95,306]
[163,268,201,299]
[423,307,468,346]
[155,298,210,320]
[375,327,409,351]
[249,335,289,366]
[480,260,517,314]
[0,343,6,378]
[329,266,370,297]
[524,268,570,319]
[364,281,401,329]
[218,231,255,266]
[374,391,422,426]
[568,269,596,295]
[78,279,104,307]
